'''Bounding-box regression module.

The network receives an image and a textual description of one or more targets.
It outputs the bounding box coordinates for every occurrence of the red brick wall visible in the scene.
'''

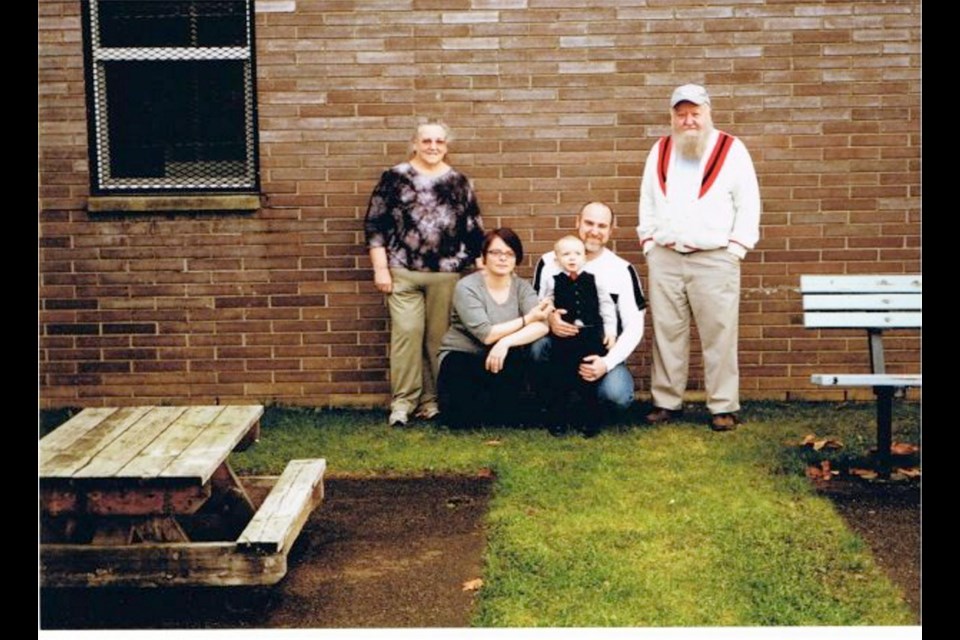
[39,0,921,408]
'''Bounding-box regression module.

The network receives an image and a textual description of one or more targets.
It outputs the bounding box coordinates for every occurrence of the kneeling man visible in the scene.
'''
[533,202,646,431]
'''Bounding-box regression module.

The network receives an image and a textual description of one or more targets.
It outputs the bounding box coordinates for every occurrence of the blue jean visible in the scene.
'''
[530,336,635,412]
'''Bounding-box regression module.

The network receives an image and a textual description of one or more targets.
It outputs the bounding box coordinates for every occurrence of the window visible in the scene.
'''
[83,0,259,194]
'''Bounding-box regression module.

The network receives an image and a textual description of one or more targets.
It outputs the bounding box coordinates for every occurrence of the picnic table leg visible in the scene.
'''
[207,461,258,538]
[235,419,261,452]
[88,517,190,545]
[875,386,894,479]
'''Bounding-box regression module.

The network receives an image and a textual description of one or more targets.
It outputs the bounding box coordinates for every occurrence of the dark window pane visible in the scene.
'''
[98,0,247,48]
[104,60,248,180]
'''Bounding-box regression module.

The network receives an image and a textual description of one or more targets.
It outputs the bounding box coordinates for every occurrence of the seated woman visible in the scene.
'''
[438,228,553,428]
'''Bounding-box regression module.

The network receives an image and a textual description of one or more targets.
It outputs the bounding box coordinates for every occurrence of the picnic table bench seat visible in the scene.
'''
[238,458,327,553]
[800,275,921,474]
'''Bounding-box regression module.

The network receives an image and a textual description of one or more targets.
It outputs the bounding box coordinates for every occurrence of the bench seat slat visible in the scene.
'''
[237,459,326,554]
[811,374,922,387]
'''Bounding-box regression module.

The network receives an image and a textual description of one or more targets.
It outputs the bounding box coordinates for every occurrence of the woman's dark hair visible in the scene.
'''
[482,228,524,264]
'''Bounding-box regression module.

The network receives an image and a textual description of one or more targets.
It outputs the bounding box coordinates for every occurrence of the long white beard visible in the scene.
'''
[675,129,711,160]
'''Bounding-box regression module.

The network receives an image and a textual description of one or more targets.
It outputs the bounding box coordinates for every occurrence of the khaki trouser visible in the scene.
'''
[388,268,460,414]
[647,246,741,414]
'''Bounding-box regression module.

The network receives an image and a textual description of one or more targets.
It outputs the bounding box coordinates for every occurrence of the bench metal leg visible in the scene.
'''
[875,386,894,478]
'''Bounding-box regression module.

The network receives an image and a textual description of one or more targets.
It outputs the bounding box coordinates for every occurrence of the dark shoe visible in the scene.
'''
[710,413,739,432]
[645,407,682,425]
[413,404,440,420]
[580,423,601,438]
[547,423,568,437]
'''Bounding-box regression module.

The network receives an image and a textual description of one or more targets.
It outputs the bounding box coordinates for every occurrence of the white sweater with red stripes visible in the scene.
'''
[637,129,761,259]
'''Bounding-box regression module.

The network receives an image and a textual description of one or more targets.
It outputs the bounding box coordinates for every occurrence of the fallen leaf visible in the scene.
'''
[462,578,483,592]
[849,468,879,480]
[483,439,503,446]
[477,467,495,479]
[446,495,472,509]
[813,438,843,451]
[895,466,921,478]
[891,442,920,456]
[820,460,838,480]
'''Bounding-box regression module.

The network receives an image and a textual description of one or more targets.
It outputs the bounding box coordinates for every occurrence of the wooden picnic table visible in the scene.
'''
[40,405,262,545]
[40,405,326,588]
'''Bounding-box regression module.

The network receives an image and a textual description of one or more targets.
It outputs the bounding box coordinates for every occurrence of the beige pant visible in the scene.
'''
[647,246,741,414]
[388,269,459,414]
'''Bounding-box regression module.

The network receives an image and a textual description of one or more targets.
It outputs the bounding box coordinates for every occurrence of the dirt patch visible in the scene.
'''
[815,478,921,623]
[40,475,493,629]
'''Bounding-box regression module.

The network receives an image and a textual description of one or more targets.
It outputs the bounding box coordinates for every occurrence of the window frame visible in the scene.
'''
[81,0,261,197]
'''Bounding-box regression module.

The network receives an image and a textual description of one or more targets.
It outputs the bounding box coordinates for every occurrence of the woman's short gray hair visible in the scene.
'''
[409,119,453,155]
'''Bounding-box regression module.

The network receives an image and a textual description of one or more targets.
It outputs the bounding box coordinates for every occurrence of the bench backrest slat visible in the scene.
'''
[804,311,921,329]
[802,293,921,312]
[800,275,922,330]
[800,275,921,294]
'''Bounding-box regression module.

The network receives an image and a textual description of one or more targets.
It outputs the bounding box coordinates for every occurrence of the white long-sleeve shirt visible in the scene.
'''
[638,129,761,259]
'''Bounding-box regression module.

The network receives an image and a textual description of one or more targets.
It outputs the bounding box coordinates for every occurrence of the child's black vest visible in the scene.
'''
[553,271,602,330]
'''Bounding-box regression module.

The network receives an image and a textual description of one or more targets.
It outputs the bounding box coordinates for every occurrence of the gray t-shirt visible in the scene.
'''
[440,271,540,357]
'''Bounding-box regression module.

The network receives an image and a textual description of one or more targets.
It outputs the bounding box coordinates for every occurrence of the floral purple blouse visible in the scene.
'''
[364,163,484,273]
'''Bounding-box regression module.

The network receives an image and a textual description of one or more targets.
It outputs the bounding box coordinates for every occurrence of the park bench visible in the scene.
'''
[800,275,922,474]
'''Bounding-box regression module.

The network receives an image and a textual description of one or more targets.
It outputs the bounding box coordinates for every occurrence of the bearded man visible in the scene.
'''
[637,84,761,431]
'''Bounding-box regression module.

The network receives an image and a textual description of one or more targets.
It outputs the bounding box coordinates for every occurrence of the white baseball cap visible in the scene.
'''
[670,84,711,107]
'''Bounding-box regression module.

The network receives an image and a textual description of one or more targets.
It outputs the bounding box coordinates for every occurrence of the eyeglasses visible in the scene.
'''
[486,249,516,259]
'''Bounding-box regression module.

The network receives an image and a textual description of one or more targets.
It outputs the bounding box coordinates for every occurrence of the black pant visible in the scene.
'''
[542,329,605,429]
[438,348,534,428]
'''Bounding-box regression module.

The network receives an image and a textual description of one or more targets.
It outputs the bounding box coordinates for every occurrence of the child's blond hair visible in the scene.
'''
[554,234,585,254]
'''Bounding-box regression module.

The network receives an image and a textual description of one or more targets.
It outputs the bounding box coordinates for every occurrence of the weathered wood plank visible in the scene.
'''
[70,406,188,479]
[40,487,78,516]
[802,293,922,312]
[88,484,213,516]
[803,311,922,329]
[90,521,134,546]
[811,374,923,387]
[800,274,922,294]
[238,459,326,554]
[41,483,212,517]
[41,541,289,588]
[39,407,119,452]
[119,406,225,480]
[130,517,189,544]
[40,407,154,478]
[162,405,264,484]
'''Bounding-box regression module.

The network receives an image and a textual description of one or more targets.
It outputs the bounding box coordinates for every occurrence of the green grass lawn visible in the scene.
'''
[227,401,919,627]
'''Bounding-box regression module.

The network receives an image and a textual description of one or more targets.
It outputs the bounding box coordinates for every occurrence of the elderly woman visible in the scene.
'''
[438,228,553,428]
[365,120,485,427]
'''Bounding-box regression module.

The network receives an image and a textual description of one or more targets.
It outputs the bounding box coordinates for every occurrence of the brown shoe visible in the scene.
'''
[646,407,682,425]
[710,413,739,432]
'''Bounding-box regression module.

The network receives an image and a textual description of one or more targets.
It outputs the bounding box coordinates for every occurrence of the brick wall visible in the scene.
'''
[39,0,921,408]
